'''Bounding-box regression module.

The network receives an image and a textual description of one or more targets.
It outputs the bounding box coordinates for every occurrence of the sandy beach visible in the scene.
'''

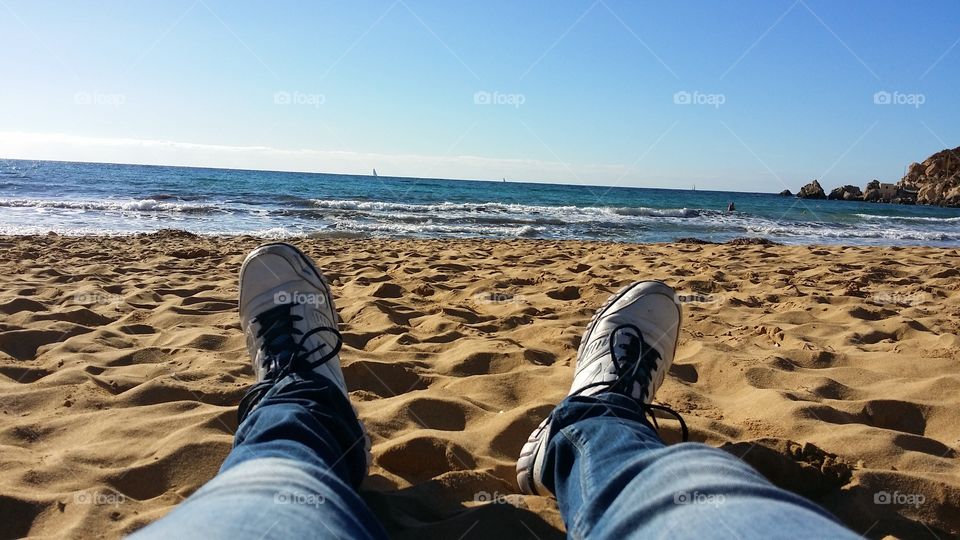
[1,231,958,538]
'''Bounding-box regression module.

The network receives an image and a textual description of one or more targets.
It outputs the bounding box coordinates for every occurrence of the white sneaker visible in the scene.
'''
[516,280,683,496]
[238,242,370,465]
[239,243,345,388]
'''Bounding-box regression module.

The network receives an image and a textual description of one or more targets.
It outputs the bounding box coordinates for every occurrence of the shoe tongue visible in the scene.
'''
[257,306,300,374]
[611,326,642,368]
[266,333,296,359]
[261,333,297,378]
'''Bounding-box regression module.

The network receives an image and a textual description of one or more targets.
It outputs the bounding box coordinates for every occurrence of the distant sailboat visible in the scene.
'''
[502,177,506,182]
[373,168,378,177]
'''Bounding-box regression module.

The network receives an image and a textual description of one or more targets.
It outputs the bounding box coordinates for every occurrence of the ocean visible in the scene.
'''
[2,159,959,246]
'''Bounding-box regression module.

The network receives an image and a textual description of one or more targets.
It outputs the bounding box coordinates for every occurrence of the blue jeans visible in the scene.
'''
[544,393,857,539]
[132,372,387,539]
[134,376,856,539]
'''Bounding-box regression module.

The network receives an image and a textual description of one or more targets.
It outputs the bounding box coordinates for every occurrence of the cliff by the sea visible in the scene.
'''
[793,146,960,207]
[898,146,960,207]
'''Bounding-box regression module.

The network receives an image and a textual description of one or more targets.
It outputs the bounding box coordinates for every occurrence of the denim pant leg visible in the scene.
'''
[542,393,858,539]
[132,373,387,540]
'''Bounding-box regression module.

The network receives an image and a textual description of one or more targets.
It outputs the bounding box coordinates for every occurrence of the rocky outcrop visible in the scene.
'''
[797,179,826,199]
[860,179,916,204]
[862,180,881,202]
[778,189,793,197]
[897,146,960,207]
[827,185,863,201]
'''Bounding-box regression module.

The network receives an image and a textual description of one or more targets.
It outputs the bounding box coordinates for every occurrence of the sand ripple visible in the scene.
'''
[0,233,958,538]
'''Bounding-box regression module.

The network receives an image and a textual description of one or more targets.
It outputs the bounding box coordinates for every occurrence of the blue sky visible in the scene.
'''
[0,0,958,192]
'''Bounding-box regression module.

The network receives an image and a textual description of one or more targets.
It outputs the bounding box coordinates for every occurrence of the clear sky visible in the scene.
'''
[1,0,958,192]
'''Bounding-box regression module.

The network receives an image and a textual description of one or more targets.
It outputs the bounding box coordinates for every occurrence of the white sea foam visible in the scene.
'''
[310,198,701,221]
[853,213,960,223]
[1,194,958,246]
[0,197,216,213]
[744,223,955,242]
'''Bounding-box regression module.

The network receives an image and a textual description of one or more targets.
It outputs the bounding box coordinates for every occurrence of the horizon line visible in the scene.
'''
[0,155,777,197]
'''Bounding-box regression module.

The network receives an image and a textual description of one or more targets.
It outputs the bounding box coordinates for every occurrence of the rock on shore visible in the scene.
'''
[797,179,827,199]
[897,146,960,207]
[828,185,863,201]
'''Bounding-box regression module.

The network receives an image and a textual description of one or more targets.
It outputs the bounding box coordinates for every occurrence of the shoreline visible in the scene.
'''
[4,229,960,252]
[5,160,960,247]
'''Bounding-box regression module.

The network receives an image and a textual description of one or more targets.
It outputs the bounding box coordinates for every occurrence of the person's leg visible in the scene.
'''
[517,281,857,539]
[133,243,387,539]
[133,372,385,539]
[542,393,858,539]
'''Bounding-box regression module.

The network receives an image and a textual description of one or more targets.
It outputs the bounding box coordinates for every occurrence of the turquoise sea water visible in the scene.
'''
[2,159,959,246]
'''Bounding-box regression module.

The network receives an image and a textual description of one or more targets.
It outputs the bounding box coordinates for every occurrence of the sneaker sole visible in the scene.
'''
[516,280,676,496]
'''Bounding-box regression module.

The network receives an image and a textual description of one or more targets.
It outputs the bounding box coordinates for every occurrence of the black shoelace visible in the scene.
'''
[563,323,689,441]
[237,302,342,423]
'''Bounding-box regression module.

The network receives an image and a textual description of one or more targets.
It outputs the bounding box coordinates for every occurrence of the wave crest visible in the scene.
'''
[0,198,216,214]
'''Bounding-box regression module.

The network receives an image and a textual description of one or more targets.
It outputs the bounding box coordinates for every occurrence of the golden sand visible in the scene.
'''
[1,232,958,538]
